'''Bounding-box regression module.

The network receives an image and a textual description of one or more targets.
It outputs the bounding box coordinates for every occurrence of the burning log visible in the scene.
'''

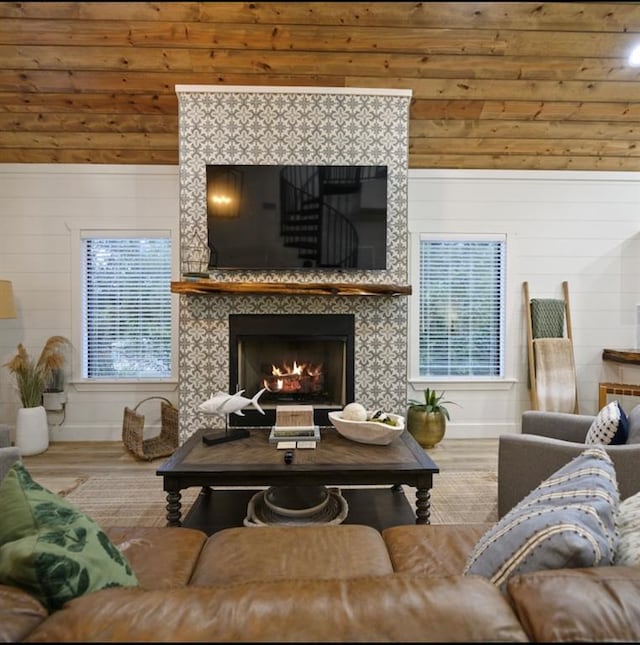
[262,360,324,394]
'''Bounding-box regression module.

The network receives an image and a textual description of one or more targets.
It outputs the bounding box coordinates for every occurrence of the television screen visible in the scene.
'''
[206,164,388,270]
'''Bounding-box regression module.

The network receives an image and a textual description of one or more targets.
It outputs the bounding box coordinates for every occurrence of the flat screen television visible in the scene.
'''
[206,164,388,270]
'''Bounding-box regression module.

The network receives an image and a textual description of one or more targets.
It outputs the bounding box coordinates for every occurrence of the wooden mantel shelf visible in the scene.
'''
[602,348,640,366]
[171,280,412,297]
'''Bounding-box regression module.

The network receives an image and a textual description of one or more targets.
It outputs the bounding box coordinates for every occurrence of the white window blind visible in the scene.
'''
[418,235,505,378]
[82,234,172,379]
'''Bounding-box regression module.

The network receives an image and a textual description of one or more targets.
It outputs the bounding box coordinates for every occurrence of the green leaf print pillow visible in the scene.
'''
[0,462,138,612]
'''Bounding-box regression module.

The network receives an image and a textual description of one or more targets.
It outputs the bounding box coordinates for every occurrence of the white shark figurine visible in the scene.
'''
[198,388,266,417]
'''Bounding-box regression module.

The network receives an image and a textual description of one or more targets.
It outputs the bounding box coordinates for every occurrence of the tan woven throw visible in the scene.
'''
[533,338,577,413]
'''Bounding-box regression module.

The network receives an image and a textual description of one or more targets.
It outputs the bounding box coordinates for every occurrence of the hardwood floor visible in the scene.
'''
[425,438,498,472]
[21,437,499,479]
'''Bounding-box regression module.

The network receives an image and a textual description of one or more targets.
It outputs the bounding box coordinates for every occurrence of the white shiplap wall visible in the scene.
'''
[1,164,639,440]
[408,169,640,438]
[0,165,180,441]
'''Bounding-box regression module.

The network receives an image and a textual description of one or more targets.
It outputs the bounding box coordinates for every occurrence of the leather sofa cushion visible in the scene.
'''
[104,527,207,590]
[382,524,493,575]
[0,584,48,642]
[190,524,393,585]
[507,566,640,642]
[25,574,529,643]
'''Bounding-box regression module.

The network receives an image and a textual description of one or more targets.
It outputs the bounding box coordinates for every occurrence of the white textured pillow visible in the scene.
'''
[615,491,640,566]
[464,446,619,591]
[585,400,628,445]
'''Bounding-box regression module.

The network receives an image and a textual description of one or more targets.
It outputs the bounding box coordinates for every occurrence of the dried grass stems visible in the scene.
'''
[4,336,70,408]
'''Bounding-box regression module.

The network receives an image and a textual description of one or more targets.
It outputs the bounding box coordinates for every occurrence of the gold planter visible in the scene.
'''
[407,408,446,449]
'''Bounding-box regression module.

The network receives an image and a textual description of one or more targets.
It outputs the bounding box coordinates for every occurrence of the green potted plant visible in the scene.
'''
[4,336,70,455]
[407,387,457,449]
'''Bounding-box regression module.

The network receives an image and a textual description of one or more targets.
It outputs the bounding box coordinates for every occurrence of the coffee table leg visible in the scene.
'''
[415,487,431,524]
[166,490,183,527]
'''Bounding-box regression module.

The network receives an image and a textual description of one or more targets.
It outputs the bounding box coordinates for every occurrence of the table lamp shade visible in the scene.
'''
[0,280,16,319]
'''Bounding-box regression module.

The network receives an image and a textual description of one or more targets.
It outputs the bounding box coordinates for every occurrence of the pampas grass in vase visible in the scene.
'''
[4,336,70,408]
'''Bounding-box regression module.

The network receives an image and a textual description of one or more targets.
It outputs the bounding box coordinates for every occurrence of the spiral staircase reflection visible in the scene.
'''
[280,166,381,268]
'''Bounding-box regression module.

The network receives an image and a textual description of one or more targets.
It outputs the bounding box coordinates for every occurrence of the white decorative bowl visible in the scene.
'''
[328,411,405,446]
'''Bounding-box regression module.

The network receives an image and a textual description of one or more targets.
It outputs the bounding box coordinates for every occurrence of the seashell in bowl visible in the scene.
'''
[328,410,405,446]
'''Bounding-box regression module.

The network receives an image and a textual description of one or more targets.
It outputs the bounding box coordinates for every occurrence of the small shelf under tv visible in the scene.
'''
[171,281,412,297]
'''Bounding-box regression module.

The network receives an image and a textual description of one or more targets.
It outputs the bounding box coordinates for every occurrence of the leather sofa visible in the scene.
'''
[3,522,640,642]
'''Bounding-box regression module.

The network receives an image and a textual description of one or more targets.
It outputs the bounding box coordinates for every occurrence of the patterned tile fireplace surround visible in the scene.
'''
[176,85,412,439]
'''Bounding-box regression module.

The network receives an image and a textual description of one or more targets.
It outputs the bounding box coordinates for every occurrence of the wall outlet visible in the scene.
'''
[43,391,66,411]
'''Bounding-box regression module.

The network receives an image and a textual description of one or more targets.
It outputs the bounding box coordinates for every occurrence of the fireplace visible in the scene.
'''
[229,314,355,427]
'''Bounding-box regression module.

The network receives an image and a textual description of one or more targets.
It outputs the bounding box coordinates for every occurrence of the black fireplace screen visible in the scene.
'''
[229,314,355,426]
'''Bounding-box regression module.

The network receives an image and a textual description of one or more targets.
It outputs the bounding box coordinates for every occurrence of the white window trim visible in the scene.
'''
[70,227,179,390]
[408,231,513,390]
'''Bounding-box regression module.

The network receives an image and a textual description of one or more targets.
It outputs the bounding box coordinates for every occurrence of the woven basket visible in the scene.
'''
[122,396,178,461]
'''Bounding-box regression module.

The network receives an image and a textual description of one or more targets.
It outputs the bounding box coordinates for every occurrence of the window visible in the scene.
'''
[81,232,172,380]
[414,234,505,379]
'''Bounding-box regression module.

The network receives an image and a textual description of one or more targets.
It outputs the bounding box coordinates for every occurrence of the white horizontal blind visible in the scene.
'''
[418,235,505,378]
[82,235,172,379]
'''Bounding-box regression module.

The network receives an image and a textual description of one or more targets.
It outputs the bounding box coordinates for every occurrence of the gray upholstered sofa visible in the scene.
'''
[0,423,20,482]
[498,406,640,517]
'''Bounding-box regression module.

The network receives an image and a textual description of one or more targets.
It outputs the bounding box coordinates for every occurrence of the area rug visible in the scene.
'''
[61,471,498,527]
[36,475,87,498]
[426,471,497,524]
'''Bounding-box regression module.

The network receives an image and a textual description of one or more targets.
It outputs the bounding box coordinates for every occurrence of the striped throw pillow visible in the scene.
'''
[615,490,640,566]
[464,445,619,591]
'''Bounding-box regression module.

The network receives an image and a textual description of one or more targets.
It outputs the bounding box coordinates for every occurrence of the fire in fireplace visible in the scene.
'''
[262,359,325,395]
[229,313,355,427]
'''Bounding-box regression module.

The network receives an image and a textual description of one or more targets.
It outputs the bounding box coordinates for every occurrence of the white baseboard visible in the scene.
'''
[443,422,520,439]
[48,423,161,442]
[45,422,520,441]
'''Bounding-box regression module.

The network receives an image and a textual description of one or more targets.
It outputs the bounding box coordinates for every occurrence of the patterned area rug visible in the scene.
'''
[56,471,498,528]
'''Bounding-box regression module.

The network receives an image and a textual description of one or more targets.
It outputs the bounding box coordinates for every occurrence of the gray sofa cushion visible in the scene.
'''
[0,424,20,483]
[0,447,21,483]
[0,423,10,448]
[626,405,640,443]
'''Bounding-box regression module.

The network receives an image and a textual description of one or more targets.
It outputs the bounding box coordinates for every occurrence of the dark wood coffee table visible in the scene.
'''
[156,426,439,535]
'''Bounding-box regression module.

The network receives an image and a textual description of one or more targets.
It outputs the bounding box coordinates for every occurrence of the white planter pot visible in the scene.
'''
[15,406,49,456]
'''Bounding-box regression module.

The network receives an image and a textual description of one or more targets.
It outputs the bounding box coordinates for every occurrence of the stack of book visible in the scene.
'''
[268,405,320,444]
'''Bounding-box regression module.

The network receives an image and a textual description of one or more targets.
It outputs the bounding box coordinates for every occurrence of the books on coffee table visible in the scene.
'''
[269,404,320,443]
[268,425,321,443]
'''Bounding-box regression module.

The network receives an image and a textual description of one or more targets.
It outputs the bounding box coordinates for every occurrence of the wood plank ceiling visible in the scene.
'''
[2,1,640,170]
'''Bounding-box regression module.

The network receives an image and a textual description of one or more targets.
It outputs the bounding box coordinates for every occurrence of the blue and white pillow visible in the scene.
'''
[464,445,619,591]
[585,401,628,445]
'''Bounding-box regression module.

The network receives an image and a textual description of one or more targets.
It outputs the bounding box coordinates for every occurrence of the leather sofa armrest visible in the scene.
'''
[507,566,640,642]
[0,583,48,642]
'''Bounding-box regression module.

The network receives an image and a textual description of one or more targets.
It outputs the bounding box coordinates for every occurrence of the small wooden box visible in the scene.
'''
[275,405,314,427]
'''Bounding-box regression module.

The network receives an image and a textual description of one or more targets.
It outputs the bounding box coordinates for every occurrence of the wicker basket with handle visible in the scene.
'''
[122,396,178,461]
